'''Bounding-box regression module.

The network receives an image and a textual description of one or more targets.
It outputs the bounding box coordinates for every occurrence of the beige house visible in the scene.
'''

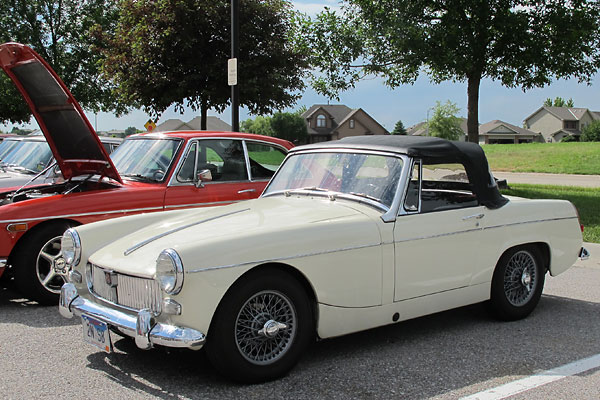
[479,120,540,144]
[524,106,600,142]
[155,116,231,132]
[302,105,388,143]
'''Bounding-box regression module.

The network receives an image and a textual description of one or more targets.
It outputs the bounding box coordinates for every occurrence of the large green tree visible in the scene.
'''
[426,101,464,141]
[0,0,122,124]
[242,109,307,143]
[295,0,600,143]
[99,0,308,129]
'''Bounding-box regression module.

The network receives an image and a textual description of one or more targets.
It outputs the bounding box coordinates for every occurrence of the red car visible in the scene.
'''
[0,42,293,304]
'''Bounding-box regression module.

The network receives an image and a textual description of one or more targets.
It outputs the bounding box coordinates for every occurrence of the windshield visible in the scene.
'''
[0,141,53,173]
[110,138,180,182]
[0,139,20,160]
[264,152,404,208]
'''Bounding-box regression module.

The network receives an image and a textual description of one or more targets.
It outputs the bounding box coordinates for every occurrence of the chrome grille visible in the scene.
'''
[91,264,162,314]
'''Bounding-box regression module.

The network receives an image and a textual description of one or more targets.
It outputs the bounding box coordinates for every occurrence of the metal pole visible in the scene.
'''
[231,0,239,132]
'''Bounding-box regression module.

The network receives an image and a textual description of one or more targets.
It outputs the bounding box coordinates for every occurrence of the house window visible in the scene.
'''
[316,114,326,128]
[349,119,355,129]
[564,121,578,130]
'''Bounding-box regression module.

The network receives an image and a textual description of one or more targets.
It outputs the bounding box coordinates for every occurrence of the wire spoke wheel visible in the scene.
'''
[503,250,538,307]
[235,290,297,365]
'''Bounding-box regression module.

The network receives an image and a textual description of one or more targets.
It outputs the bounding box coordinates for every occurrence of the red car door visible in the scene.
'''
[164,138,260,210]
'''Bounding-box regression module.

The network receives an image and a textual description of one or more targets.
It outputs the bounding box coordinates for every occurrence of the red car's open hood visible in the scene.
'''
[0,43,121,183]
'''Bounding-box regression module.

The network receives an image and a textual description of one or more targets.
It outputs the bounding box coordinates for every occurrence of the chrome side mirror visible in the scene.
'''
[195,169,213,188]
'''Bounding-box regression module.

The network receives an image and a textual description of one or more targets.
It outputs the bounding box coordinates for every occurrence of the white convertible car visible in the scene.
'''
[59,136,588,382]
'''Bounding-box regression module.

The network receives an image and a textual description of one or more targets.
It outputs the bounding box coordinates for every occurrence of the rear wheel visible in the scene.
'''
[206,268,314,383]
[13,222,74,305]
[489,245,545,321]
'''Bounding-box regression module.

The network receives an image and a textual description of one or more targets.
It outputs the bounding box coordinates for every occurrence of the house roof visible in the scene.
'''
[479,120,537,136]
[408,119,468,137]
[302,104,355,135]
[524,106,591,122]
[593,111,600,120]
[155,116,231,132]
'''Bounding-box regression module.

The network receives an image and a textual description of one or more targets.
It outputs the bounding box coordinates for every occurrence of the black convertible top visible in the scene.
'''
[292,135,508,209]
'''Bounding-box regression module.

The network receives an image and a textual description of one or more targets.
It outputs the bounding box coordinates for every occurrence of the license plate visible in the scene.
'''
[82,314,112,352]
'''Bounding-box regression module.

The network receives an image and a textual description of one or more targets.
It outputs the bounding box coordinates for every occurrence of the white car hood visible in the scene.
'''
[88,195,382,277]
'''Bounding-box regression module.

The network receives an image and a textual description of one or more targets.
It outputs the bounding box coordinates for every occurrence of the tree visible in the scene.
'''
[99,0,308,130]
[391,120,407,135]
[426,101,464,141]
[544,97,575,107]
[241,116,275,136]
[295,1,600,143]
[242,109,308,143]
[581,120,600,142]
[270,111,307,143]
[124,126,138,136]
[0,0,123,124]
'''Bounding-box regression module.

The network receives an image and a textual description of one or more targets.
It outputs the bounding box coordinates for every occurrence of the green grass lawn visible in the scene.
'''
[501,183,600,243]
[482,142,600,175]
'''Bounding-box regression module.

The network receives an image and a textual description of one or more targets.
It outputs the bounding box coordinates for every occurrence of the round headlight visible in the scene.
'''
[155,249,184,295]
[61,228,81,266]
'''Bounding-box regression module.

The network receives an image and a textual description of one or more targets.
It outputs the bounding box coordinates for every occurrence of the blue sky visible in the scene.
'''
[4,0,599,133]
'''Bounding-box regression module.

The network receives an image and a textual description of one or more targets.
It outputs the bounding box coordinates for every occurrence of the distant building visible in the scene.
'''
[478,120,540,144]
[155,116,232,132]
[524,106,600,142]
[301,104,388,144]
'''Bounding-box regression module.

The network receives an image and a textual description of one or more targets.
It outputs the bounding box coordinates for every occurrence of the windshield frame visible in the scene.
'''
[263,149,410,221]
[110,136,183,183]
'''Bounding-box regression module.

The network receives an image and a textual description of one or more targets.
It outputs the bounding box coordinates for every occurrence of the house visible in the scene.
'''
[524,106,600,142]
[155,116,232,132]
[302,104,388,143]
[478,120,540,144]
[407,119,468,141]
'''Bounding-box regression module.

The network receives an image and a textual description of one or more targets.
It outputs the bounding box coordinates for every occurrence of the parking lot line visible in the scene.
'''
[460,353,600,400]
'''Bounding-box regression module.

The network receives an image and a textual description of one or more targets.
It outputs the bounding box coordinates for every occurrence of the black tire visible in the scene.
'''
[13,222,74,305]
[206,268,314,383]
[489,245,545,321]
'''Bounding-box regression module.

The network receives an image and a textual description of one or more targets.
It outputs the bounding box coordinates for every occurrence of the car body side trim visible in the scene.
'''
[187,241,391,273]
[124,208,251,256]
[0,206,165,224]
[484,216,577,230]
[164,200,239,209]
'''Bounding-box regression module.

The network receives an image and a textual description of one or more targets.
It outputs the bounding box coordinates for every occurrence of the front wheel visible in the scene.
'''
[206,268,314,383]
[489,245,545,321]
[13,222,75,305]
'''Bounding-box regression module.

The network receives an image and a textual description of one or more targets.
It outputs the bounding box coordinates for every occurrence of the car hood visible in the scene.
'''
[0,169,46,188]
[0,42,121,183]
[88,196,382,278]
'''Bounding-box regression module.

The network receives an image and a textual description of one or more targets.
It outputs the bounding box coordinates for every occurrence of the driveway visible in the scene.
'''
[493,171,600,188]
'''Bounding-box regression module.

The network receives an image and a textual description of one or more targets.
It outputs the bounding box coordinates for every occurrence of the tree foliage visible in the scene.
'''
[544,97,574,107]
[391,120,407,135]
[99,0,308,128]
[0,0,123,124]
[426,101,464,141]
[242,109,307,143]
[294,0,600,143]
[581,120,600,142]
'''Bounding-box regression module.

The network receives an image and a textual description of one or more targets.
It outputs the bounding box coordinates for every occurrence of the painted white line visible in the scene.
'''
[460,353,600,400]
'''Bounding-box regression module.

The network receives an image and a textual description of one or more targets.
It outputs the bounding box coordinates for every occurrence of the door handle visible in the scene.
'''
[237,188,256,194]
[462,213,484,221]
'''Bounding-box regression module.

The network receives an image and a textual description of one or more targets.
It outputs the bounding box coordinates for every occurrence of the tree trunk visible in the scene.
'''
[200,102,207,130]
[466,74,481,143]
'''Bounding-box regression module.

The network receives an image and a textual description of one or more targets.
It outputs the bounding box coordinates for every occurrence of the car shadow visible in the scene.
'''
[81,294,600,399]
[0,280,79,328]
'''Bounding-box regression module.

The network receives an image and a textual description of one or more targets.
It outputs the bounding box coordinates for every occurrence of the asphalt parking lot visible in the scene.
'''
[1,247,599,400]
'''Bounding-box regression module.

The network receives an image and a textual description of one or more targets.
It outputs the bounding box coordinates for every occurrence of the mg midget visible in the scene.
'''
[59,135,587,382]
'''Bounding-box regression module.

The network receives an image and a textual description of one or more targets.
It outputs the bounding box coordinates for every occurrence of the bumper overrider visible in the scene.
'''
[59,283,206,351]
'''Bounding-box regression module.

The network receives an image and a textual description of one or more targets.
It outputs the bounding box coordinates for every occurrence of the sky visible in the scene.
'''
[3,0,599,133]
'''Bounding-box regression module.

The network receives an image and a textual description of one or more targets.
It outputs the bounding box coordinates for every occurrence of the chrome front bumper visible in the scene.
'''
[59,283,205,351]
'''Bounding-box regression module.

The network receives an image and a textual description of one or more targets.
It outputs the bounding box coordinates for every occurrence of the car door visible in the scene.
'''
[164,138,259,210]
[393,159,486,301]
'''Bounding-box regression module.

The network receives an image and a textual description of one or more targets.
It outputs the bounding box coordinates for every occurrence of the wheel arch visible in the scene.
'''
[497,241,550,273]
[208,262,319,336]
[8,218,81,265]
